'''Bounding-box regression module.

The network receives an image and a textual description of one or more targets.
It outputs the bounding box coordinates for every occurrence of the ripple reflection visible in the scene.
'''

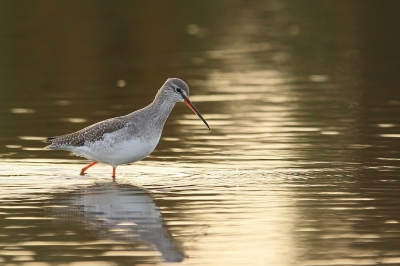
[52,182,184,263]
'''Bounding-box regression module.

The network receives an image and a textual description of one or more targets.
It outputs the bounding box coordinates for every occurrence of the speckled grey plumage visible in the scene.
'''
[45,78,189,150]
[45,78,209,178]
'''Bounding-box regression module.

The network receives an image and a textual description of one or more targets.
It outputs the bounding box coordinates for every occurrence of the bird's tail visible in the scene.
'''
[44,136,56,149]
[46,137,56,142]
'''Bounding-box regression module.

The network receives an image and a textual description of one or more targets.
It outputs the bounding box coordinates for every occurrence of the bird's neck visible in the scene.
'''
[141,94,176,129]
[152,94,175,116]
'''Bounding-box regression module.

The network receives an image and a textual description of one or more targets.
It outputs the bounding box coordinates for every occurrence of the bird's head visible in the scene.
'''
[158,78,210,130]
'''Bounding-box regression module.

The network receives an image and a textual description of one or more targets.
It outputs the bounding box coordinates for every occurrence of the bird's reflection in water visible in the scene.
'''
[54,181,185,262]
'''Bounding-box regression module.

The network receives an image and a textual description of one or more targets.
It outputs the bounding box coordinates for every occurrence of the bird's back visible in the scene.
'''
[45,117,127,150]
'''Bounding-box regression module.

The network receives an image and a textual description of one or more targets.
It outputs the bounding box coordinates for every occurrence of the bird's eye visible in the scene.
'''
[176,87,182,93]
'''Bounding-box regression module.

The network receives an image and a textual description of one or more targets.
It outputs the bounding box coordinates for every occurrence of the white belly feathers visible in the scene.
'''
[70,132,160,167]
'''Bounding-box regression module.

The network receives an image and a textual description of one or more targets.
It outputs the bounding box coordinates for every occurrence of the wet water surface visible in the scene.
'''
[1,163,400,266]
[1,1,400,266]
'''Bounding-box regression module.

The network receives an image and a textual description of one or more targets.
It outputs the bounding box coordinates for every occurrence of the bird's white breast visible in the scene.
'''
[70,132,160,167]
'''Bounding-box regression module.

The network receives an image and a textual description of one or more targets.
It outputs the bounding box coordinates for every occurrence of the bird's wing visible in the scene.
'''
[46,117,127,148]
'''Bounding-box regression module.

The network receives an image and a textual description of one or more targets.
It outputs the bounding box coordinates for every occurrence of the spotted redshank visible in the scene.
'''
[45,78,210,179]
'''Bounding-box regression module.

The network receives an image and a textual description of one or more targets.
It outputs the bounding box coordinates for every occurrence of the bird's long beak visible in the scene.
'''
[180,93,210,130]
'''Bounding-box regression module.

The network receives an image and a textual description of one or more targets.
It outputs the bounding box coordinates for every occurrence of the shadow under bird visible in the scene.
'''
[45,78,210,179]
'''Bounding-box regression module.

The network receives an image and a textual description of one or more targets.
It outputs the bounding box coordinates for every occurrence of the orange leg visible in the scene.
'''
[80,161,97,176]
[112,167,117,179]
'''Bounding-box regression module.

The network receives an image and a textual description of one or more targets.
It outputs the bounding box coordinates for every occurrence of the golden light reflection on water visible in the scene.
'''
[1,161,400,265]
[0,1,400,266]
[171,65,360,169]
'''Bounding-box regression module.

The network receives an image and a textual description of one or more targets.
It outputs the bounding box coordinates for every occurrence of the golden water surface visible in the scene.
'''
[1,1,400,265]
